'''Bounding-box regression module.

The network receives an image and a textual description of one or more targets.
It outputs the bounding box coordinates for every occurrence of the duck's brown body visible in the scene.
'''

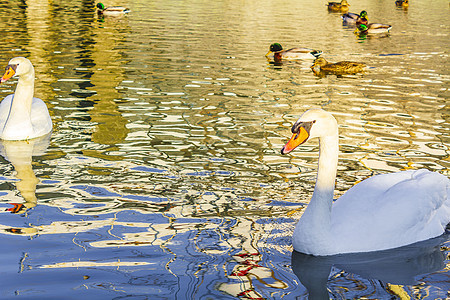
[327,0,350,12]
[312,57,366,76]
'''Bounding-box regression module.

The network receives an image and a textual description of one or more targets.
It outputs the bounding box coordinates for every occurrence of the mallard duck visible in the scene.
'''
[311,57,366,76]
[266,43,322,62]
[395,0,409,7]
[327,0,350,12]
[96,3,130,16]
[342,10,369,26]
[357,23,392,34]
[0,57,52,140]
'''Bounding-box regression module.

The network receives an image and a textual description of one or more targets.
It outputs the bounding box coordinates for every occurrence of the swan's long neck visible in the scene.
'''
[293,133,339,255]
[3,68,35,137]
[312,135,339,209]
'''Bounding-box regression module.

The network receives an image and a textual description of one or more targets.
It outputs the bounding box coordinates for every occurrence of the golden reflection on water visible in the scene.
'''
[0,134,51,214]
[0,0,448,298]
[39,260,154,269]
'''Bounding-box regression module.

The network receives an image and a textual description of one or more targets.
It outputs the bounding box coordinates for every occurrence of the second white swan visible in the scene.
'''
[281,108,450,256]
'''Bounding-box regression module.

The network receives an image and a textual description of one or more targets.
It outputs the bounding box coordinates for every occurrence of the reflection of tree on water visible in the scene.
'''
[69,0,130,154]
[11,0,130,160]
[0,133,51,214]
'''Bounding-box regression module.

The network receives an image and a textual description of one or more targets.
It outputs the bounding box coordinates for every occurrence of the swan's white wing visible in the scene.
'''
[331,169,450,253]
[30,97,52,138]
[0,95,51,140]
[0,95,13,130]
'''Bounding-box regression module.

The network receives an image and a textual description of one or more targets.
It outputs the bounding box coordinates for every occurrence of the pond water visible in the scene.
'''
[0,0,449,299]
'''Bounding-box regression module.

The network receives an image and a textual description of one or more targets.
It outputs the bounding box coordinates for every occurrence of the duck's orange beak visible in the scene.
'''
[281,126,310,155]
[1,65,16,83]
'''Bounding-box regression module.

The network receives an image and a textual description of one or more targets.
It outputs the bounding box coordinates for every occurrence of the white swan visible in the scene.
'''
[281,108,450,256]
[0,57,52,140]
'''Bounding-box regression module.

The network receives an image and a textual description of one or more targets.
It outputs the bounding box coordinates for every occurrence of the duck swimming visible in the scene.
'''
[327,0,350,12]
[266,43,322,62]
[96,3,130,16]
[342,10,368,26]
[356,23,392,34]
[311,57,366,76]
[0,57,52,140]
[281,108,450,256]
[395,0,409,7]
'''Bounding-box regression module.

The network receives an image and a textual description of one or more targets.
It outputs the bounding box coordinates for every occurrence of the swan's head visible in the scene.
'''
[281,108,337,155]
[1,57,33,83]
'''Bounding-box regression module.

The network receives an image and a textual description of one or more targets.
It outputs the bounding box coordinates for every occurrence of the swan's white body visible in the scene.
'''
[0,57,52,140]
[282,109,450,256]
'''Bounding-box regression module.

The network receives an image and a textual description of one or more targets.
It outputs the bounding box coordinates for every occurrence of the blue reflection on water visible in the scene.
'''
[41,180,61,184]
[70,185,169,202]
[0,200,448,299]
[269,200,305,207]
[378,53,405,56]
[132,166,167,173]
[185,170,234,177]
[71,185,121,197]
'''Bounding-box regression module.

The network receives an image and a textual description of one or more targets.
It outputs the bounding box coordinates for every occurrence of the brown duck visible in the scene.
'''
[311,57,366,76]
[327,0,350,12]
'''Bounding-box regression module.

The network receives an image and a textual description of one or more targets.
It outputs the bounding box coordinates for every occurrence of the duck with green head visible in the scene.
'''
[96,3,130,16]
[342,10,368,26]
[356,23,392,34]
[266,43,323,62]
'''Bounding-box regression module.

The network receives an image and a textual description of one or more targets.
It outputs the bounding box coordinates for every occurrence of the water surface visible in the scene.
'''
[0,0,449,299]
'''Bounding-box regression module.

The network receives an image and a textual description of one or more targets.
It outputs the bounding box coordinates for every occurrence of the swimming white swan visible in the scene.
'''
[0,57,52,140]
[281,108,450,256]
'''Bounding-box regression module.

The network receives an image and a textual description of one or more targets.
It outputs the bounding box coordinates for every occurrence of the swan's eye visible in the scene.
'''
[291,123,301,134]
[5,64,18,71]
[291,120,315,134]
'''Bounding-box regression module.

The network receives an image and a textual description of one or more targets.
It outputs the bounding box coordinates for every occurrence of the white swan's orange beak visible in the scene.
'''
[281,126,310,155]
[1,65,16,83]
